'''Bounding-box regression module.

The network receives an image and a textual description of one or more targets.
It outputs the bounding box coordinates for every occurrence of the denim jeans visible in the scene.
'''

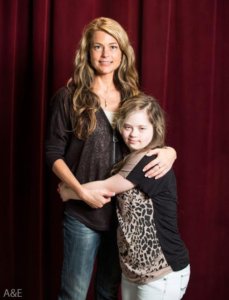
[58,212,121,300]
[121,264,190,300]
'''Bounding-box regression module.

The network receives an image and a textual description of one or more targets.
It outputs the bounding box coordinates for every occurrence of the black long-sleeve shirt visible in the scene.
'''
[45,86,126,230]
[117,152,189,283]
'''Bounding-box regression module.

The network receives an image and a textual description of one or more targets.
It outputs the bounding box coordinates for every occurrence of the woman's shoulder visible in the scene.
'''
[49,85,74,113]
[51,85,73,102]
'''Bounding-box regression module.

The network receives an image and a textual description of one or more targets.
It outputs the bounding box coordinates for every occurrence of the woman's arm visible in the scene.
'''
[46,90,114,209]
[59,174,135,202]
[143,146,177,179]
[53,159,114,208]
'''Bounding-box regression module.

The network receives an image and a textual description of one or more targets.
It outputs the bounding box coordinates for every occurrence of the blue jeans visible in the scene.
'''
[58,212,121,300]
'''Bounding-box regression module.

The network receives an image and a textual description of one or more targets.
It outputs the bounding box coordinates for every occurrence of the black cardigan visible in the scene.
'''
[45,86,126,230]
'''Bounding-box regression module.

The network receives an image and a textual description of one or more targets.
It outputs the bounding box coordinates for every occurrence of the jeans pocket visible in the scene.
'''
[179,271,190,299]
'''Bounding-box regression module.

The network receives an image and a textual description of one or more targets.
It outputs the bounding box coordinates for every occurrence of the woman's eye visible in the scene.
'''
[93,45,101,50]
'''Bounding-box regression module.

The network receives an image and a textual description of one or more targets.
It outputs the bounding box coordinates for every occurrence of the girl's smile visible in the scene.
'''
[121,109,154,151]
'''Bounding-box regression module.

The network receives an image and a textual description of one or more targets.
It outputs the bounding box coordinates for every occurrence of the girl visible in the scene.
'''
[59,94,190,300]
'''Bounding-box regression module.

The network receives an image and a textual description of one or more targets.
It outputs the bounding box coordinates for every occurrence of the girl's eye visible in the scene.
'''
[111,45,118,50]
[140,127,146,130]
[124,125,131,130]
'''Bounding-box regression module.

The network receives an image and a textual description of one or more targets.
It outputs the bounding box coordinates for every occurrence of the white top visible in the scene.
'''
[103,109,117,126]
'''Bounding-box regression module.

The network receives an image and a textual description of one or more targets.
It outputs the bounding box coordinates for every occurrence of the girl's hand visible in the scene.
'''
[143,147,177,179]
[58,182,75,202]
[58,182,114,209]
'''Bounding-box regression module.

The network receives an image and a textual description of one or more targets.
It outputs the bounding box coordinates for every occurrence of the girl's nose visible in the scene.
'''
[130,128,137,137]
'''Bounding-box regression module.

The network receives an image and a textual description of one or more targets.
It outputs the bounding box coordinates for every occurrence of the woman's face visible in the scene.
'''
[90,30,122,76]
[120,109,154,152]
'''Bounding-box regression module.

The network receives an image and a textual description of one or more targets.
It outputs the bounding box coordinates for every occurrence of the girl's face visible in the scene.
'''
[90,31,122,76]
[120,109,154,151]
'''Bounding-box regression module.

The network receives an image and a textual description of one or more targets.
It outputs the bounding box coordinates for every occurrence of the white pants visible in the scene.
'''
[121,264,190,300]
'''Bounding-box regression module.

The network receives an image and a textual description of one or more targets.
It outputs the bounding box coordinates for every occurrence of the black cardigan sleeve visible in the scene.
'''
[45,87,73,169]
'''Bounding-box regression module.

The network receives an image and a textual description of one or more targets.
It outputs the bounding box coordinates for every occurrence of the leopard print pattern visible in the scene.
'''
[116,187,170,283]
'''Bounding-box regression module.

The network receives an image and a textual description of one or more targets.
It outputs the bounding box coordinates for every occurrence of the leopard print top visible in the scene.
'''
[116,152,172,283]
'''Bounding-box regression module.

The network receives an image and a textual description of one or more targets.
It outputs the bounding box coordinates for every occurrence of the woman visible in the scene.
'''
[46,17,176,300]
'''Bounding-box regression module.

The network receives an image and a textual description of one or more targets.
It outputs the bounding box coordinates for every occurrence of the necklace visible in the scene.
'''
[98,93,111,108]
[93,88,121,111]
[104,98,108,108]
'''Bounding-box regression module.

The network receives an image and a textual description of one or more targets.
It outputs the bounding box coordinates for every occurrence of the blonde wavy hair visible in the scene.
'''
[68,17,139,139]
[113,94,166,172]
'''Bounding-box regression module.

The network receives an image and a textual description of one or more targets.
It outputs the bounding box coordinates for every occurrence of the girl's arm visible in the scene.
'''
[53,159,114,208]
[59,173,135,202]
[143,146,177,179]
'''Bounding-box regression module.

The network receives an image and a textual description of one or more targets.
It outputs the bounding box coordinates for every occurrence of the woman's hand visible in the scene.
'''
[80,188,114,208]
[58,182,114,209]
[143,147,177,179]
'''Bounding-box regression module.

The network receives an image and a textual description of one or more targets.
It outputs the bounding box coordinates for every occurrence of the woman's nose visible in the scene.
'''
[102,46,109,57]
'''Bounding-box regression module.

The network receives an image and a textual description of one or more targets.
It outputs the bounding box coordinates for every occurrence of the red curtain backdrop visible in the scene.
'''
[1,0,229,299]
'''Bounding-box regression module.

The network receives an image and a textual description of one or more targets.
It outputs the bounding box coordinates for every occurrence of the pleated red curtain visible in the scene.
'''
[1,0,229,299]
